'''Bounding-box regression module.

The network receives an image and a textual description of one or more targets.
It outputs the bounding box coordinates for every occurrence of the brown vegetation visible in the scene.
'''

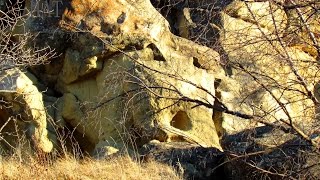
[0,154,181,179]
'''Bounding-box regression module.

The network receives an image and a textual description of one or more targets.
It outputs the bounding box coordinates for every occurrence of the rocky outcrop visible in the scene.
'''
[150,0,320,137]
[1,2,320,179]
[0,0,228,156]
[54,0,225,155]
[1,0,320,179]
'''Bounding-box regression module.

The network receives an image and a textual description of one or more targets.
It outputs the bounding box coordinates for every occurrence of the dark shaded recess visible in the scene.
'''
[150,0,234,38]
[140,142,226,180]
[127,124,152,148]
[147,43,166,61]
[120,36,146,52]
[170,111,192,131]
[192,57,203,69]
[150,0,182,35]
[151,0,234,10]
[187,5,233,76]
[26,58,64,97]
[0,0,25,28]
[117,12,126,24]
[0,107,20,155]
[26,0,72,54]
[25,0,71,32]
[123,43,145,52]
[212,88,225,138]
[222,126,320,179]
[31,31,72,55]
[101,23,121,36]
[101,23,115,35]
[56,121,95,156]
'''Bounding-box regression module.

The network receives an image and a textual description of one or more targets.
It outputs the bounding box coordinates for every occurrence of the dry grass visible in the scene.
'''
[0,155,181,180]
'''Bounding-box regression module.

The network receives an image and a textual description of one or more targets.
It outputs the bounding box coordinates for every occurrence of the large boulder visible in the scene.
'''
[0,67,55,153]
[38,0,226,155]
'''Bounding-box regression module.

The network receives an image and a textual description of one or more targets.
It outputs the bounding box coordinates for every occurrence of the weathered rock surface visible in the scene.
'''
[0,68,55,153]
[224,0,287,33]
[1,0,320,178]
[152,0,320,136]
[0,0,226,156]
[220,1,319,134]
[54,0,224,155]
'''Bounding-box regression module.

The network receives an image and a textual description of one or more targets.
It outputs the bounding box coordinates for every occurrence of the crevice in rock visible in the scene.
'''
[212,79,226,138]
[26,67,63,98]
[192,57,204,69]
[212,90,225,138]
[147,43,166,62]
[150,0,182,36]
[0,107,17,154]
[57,121,95,155]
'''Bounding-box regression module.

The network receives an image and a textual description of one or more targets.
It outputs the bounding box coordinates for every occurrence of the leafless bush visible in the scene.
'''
[0,0,56,155]
[0,0,55,72]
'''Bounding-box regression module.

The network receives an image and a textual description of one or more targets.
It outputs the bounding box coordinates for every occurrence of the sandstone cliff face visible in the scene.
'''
[0,0,319,162]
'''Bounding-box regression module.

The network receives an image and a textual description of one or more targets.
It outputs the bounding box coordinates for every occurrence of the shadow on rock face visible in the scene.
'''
[222,126,320,180]
[139,141,225,180]
[0,0,25,28]
[138,125,320,180]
